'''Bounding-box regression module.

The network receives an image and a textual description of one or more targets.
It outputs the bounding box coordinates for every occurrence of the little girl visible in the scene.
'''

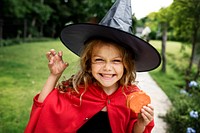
[24,38,155,133]
[25,0,161,132]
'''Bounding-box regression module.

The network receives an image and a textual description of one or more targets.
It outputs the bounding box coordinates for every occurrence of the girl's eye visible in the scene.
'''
[95,58,104,62]
[92,58,104,64]
[113,59,122,63]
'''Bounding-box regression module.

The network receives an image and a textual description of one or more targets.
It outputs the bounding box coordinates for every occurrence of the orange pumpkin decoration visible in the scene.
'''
[127,91,151,113]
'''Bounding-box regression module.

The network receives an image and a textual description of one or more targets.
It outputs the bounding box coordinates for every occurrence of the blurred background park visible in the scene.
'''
[0,0,200,132]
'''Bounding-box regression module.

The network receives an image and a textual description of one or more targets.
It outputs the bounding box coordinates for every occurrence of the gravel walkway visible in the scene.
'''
[136,72,172,133]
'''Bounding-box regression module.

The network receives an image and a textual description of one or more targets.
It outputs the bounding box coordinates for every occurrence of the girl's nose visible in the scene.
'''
[103,62,112,71]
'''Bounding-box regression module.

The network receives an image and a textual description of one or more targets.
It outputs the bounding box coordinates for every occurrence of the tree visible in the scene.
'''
[156,7,173,73]
[194,42,200,81]
[170,0,200,90]
[1,0,121,39]
[84,0,114,22]
[2,0,53,38]
[144,7,173,73]
[2,0,29,38]
[25,0,53,38]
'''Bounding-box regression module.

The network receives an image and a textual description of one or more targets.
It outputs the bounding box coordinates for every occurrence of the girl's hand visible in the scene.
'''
[46,49,68,77]
[137,104,154,127]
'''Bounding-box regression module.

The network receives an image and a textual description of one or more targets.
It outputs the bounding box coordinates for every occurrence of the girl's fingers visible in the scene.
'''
[147,104,154,111]
[50,49,56,55]
[56,51,63,62]
[47,50,68,65]
[145,104,154,116]
[63,62,69,67]
[46,51,51,61]
[46,49,61,61]
[46,49,56,61]
[58,51,63,57]
[142,108,153,119]
[140,111,149,121]
[46,50,68,67]
[141,105,154,121]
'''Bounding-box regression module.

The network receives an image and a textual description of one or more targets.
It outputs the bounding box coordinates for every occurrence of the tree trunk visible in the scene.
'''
[23,19,27,41]
[39,23,43,37]
[0,19,3,46]
[161,23,167,73]
[51,24,56,38]
[28,17,36,38]
[185,26,198,91]
[194,59,200,81]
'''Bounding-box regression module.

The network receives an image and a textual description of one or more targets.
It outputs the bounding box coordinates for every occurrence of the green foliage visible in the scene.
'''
[143,0,200,43]
[2,0,29,18]
[164,93,200,133]
[0,38,22,47]
[1,0,116,39]
[85,0,114,21]
[0,38,55,47]
[171,0,200,42]
[31,3,53,23]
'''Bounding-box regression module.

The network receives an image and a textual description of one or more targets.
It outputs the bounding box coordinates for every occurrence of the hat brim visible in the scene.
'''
[60,23,161,72]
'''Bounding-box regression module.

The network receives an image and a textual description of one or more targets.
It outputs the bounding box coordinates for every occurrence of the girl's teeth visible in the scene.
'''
[102,74,112,78]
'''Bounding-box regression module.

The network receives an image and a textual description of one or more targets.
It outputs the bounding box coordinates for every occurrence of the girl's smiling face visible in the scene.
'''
[91,43,124,94]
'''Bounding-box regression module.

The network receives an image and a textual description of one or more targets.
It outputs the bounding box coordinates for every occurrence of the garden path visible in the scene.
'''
[136,72,172,133]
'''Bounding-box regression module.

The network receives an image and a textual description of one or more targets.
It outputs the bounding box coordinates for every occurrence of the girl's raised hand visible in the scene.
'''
[46,49,68,77]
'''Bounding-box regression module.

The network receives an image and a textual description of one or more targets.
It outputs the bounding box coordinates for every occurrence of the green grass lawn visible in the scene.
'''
[149,40,193,101]
[0,39,79,133]
[149,40,200,132]
[0,39,197,133]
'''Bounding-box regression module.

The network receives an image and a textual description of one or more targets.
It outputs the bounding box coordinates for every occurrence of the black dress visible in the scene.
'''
[77,111,112,133]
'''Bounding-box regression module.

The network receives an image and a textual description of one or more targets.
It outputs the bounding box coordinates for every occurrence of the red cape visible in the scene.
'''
[24,84,154,133]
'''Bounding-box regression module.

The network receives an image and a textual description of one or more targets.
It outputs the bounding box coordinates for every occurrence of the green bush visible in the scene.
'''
[164,86,200,133]
[0,38,22,47]
[0,38,55,47]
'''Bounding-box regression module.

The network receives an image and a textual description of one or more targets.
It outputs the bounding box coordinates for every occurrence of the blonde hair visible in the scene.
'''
[58,38,136,93]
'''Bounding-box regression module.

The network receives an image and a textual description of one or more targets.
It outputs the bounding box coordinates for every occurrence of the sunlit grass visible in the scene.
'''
[0,39,79,133]
[149,40,195,101]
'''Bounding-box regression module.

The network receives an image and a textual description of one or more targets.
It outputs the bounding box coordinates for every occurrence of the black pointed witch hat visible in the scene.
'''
[60,0,161,72]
